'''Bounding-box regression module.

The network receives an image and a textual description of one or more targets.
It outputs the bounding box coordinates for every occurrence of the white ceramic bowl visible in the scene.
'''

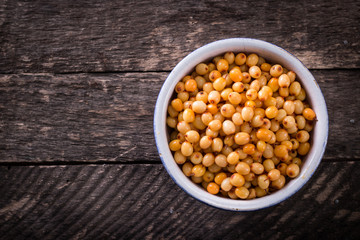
[154,38,328,211]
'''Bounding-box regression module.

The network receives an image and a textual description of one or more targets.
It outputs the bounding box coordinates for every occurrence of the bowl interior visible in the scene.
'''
[154,38,328,211]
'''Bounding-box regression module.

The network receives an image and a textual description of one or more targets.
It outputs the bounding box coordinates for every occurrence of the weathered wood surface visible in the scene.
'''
[0,0,359,73]
[0,70,359,163]
[0,162,359,240]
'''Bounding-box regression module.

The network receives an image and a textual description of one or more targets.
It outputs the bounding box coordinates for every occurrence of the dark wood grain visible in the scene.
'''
[0,162,359,240]
[0,0,359,73]
[0,70,359,163]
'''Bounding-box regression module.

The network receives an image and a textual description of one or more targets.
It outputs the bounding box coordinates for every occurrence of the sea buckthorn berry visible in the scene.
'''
[235,187,250,199]
[287,71,296,82]
[234,132,250,145]
[232,82,245,92]
[195,76,206,90]
[207,119,222,132]
[213,77,227,91]
[185,79,197,92]
[243,144,256,155]
[169,139,181,151]
[182,162,193,176]
[221,177,233,191]
[227,151,240,165]
[167,105,179,118]
[203,82,214,93]
[175,82,185,93]
[242,72,251,83]
[246,89,258,101]
[279,87,289,97]
[256,128,273,142]
[209,70,222,82]
[289,81,301,96]
[212,137,223,152]
[183,109,195,123]
[207,182,220,194]
[271,175,286,189]
[213,112,225,122]
[256,140,267,153]
[181,141,194,156]
[263,159,275,172]
[251,115,264,128]
[270,64,283,77]
[235,53,247,65]
[303,108,316,121]
[217,59,229,73]
[270,119,280,132]
[190,152,203,164]
[191,176,203,183]
[286,163,300,178]
[214,172,227,185]
[203,171,215,183]
[232,112,244,126]
[296,130,310,143]
[206,128,218,138]
[251,162,264,175]
[249,80,260,91]
[222,120,236,135]
[196,63,209,75]
[199,136,213,149]
[167,116,177,128]
[261,62,271,72]
[263,144,274,159]
[220,88,233,102]
[207,104,218,115]
[220,104,236,118]
[278,74,291,88]
[267,169,281,181]
[241,106,254,122]
[185,130,200,143]
[265,106,279,119]
[224,52,235,64]
[192,101,207,114]
[274,113,286,127]
[277,163,288,175]
[228,92,242,105]
[191,164,206,177]
[282,116,296,129]
[229,67,243,82]
[174,151,186,164]
[235,162,250,175]
[196,91,208,103]
[296,88,306,101]
[171,98,183,112]
[274,145,288,158]
[230,173,245,187]
[249,66,262,78]
[178,92,190,102]
[298,142,310,155]
[208,91,220,104]
[201,112,213,126]
[267,77,279,92]
[202,153,215,167]
[246,53,259,67]
[283,100,295,115]
[257,174,270,189]
[193,115,206,130]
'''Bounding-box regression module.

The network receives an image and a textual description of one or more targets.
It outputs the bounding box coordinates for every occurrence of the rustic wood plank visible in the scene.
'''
[0,162,359,239]
[0,70,359,163]
[0,0,359,73]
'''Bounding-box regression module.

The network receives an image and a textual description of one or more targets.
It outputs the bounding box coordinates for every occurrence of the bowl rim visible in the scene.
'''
[154,38,328,211]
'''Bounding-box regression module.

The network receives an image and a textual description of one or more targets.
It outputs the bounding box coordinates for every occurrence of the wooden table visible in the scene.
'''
[0,0,359,239]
